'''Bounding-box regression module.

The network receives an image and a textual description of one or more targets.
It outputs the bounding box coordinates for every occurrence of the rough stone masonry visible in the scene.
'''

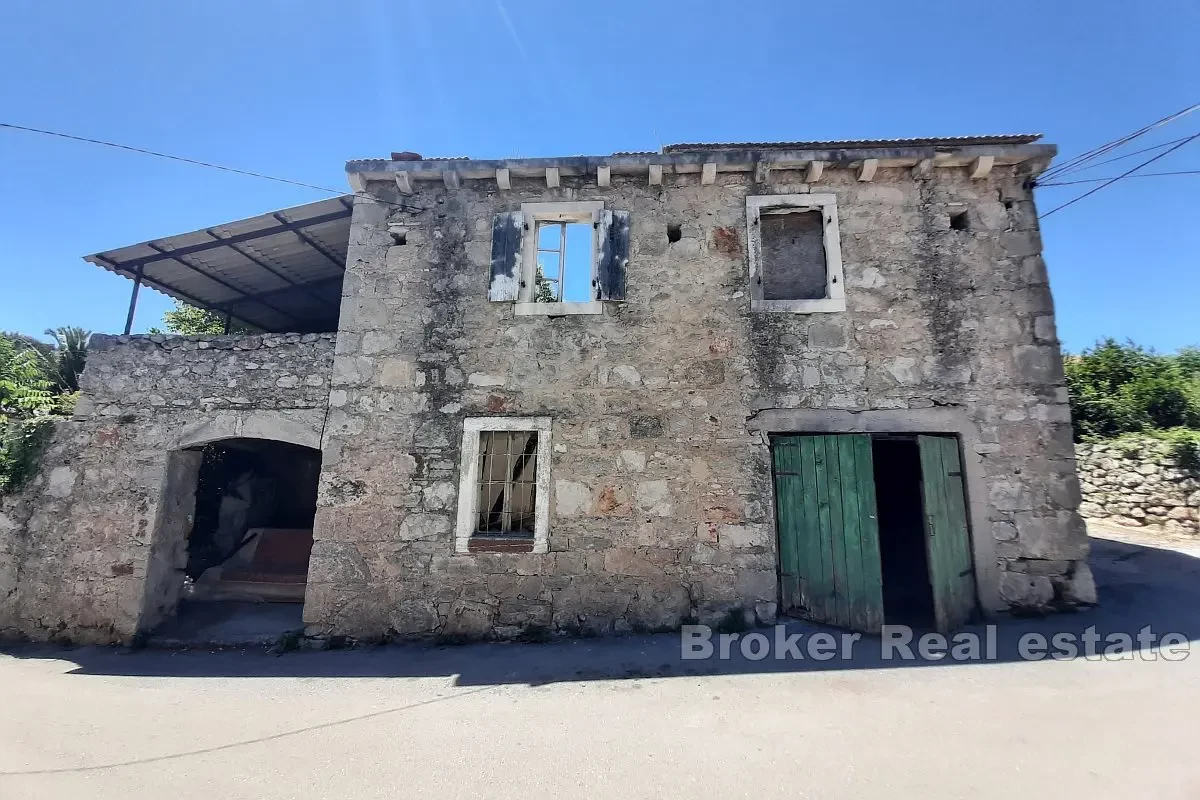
[0,138,1097,644]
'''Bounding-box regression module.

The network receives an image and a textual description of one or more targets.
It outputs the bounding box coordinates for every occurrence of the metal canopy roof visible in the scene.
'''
[84,196,353,333]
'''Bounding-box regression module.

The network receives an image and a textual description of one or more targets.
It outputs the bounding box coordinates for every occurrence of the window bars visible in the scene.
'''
[476,430,539,535]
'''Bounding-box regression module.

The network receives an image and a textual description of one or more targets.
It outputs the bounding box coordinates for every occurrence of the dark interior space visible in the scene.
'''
[871,437,937,628]
[185,438,321,603]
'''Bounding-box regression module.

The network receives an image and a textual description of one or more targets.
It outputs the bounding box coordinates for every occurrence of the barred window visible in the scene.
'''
[455,417,551,554]
[476,430,539,535]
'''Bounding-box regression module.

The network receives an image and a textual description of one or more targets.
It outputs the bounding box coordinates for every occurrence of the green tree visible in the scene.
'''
[1,330,84,494]
[1064,338,1200,439]
[151,301,250,335]
[533,265,556,303]
[0,334,54,418]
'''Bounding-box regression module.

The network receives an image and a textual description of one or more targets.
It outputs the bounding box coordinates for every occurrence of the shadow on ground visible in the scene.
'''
[4,535,1198,685]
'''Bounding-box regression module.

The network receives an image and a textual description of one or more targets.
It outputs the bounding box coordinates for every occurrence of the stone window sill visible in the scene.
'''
[466,536,537,553]
[514,301,604,316]
[751,297,846,313]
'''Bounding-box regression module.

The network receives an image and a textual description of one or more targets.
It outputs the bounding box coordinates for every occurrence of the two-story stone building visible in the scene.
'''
[0,135,1096,644]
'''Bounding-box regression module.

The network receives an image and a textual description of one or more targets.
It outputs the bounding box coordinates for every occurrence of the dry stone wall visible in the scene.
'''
[305,164,1092,641]
[0,333,334,643]
[1076,440,1200,533]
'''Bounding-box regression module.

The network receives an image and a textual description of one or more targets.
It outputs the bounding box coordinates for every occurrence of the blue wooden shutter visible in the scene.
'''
[596,210,629,301]
[489,211,523,301]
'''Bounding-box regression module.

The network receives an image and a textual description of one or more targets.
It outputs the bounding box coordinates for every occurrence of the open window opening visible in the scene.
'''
[534,222,594,303]
[871,436,937,629]
[747,194,845,313]
[488,202,629,315]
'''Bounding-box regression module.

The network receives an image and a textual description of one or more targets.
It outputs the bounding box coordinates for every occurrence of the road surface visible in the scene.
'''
[2,526,1198,799]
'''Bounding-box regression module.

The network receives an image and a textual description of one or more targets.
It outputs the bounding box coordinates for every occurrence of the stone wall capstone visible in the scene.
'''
[1076,439,1200,533]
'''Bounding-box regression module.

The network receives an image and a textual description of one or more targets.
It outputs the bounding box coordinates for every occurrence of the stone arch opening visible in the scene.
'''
[140,436,322,642]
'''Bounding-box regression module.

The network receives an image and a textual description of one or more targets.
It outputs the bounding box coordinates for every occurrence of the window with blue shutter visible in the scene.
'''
[489,202,629,315]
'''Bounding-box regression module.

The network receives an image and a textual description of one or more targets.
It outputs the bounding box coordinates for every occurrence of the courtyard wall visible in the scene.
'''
[0,333,333,643]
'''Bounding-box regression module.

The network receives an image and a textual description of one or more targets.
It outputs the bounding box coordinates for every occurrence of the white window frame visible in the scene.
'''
[746,193,846,313]
[454,416,552,554]
[514,201,605,316]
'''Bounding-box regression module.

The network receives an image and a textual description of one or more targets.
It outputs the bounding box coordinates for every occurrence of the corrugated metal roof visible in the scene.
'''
[662,134,1042,153]
[84,196,353,333]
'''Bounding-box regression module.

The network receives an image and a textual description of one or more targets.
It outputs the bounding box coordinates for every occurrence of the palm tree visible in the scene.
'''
[37,326,90,392]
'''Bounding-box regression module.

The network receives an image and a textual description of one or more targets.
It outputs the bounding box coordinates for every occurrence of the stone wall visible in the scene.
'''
[304,163,1092,641]
[1077,439,1200,533]
[0,333,334,643]
[78,332,335,413]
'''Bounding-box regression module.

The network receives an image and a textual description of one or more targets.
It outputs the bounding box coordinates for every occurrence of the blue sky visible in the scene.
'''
[1,0,1196,352]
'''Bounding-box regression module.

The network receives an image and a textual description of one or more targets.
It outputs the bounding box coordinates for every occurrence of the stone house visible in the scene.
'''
[0,135,1097,645]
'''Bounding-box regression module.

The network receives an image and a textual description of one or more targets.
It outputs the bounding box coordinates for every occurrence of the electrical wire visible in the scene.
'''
[0,122,424,213]
[1038,102,1199,183]
[1042,135,1195,179]
[1040,133,1200,218]
[1036,169,1200,187]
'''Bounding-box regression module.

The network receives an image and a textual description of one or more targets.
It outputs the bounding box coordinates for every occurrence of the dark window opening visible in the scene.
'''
[760,209,827,300]
[666,223,682,243]
[476,431,539,537]
[391,229,408,245]
[949,210,970,231]
[872,437,937,629]
[185,438,320,603]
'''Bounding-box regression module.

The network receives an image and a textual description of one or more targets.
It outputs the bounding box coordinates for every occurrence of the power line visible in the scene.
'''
[1043,135,1195,179]
[1039,102,1199,183]
[1037,169,1200,187]
[0,122,345,194]
[1040,133,1200,218]
[0,121,423,214]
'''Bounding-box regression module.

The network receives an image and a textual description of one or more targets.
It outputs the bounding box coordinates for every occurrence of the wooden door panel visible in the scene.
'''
[918,435,977,631]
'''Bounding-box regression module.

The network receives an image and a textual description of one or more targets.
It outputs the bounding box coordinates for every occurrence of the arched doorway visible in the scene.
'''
[139,436,322,643]
[186,438,320,601]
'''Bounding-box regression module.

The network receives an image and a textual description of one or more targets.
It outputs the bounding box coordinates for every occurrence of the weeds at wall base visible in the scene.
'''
[0,416,57,495]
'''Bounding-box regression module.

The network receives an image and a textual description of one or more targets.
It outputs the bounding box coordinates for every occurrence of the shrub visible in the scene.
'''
[0,416,56,494]
[1065,339,1200,440]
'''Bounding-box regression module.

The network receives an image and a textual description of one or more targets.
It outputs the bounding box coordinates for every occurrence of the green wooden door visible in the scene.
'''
[918,435,977,631]
[773,435,885,634]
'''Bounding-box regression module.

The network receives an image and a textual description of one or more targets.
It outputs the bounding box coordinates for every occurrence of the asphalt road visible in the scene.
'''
[3,527,1199,799]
